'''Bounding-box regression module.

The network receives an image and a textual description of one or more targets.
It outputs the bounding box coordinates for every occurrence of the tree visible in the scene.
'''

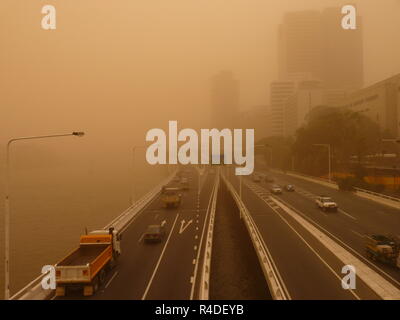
[292,106,381,176]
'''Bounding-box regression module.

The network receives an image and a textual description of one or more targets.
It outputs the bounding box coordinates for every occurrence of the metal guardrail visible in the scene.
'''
[105,170,178,233]
[220,173,289,300]
[353,187,400,202]
[283,170,400,204]
[10,171,177,300]
[198,171,219,300]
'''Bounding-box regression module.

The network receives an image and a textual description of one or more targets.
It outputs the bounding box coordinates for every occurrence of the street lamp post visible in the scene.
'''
[313,144,331,183]
[4,131,84,299]
[131,146,144,206]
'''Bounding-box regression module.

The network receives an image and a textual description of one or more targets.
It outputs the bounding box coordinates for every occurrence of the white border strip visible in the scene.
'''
[221,172,290,300]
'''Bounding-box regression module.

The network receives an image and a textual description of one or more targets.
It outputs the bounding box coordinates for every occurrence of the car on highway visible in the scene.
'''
[161,186,182,208]
[143,224,166,243]
[253,174,261,182]
[285,184,295,192]
[270,185,282,195]
[315,196,338,212]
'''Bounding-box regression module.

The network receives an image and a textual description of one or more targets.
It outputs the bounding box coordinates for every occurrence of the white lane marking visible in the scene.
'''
[339,209,357,220]
[246,181,359,299]
[192,259,196,265]
[138,234,144,243]
[195,235,198,240]
[179,219,193,234]
[270,197,400,300]
[105,271,119,289]
[351,230,364,238]
[271,198,360,300]
[141,213,179,300]
[194,245,197,251]
[190,179,217,300]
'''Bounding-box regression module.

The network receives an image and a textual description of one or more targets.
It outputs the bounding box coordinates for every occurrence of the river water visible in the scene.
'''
[0,155,168,299]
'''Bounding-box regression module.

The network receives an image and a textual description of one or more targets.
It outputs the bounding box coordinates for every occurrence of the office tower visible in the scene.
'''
[270,81,296,136]
[210,70,239,129]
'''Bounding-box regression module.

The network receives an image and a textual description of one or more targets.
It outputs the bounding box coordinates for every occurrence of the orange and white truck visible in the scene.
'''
[55,227,121,297]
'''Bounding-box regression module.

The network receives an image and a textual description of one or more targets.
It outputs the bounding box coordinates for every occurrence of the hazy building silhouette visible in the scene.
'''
[210,70,239,129]
[278,11,322,81]
[336,74,400,137]
[273,6,364,137]
[270,81,296,136]
[284,80,323,136]
[278,7,364,92]
[321,7,364,92]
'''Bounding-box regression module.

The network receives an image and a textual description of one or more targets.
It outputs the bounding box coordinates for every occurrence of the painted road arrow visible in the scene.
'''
[179,219,193,234]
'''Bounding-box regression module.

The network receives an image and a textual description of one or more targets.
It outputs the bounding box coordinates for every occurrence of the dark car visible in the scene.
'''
[143,225,166,243]
[285,184,295,192]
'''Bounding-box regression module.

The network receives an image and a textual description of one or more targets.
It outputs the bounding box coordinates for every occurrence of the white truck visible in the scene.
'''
[315,196,338,212]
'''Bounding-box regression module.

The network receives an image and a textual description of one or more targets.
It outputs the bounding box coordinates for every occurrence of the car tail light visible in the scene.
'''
[82,270,88,276]
[56,270,61,278]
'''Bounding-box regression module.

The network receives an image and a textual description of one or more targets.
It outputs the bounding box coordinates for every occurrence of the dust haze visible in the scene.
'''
[0,0,399,295]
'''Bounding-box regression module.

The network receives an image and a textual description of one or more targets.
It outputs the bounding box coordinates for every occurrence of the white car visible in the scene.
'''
[315,196,338,212]
[270,185,282,195]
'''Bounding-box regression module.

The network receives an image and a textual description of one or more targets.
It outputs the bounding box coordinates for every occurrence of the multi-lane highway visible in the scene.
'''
[58,167,218,300]
[224,166,400,300]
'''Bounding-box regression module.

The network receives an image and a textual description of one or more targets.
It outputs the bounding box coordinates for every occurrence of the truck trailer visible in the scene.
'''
[55,228,121,297]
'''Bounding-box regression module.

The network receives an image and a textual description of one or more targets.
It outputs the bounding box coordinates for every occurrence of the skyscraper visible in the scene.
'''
[278,11,322,81]
[320,7,364,92]
[270,81,296,136]
[278,7,364,92]
[210,70,239,129]
[271,6,364,137]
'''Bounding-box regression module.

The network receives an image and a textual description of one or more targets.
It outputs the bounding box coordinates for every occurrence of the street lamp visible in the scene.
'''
[313,143,331,183]
[4,131,85,300]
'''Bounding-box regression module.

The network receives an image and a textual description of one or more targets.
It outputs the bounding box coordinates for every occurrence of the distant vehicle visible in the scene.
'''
[55,228,121,297]
[315,196,338,212]
[253,174,261,182]
[270,185,282,195]
[180,177,189,190]
[285,184,295,192]
[265,176,275,183]
[143,224,166,243]
[161,186,182,208]
[365,234,400,268]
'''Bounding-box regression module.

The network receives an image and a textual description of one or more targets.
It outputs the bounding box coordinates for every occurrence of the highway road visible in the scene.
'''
[59,166,218,300]
[223,166,400,300]
[262,170,400,285]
